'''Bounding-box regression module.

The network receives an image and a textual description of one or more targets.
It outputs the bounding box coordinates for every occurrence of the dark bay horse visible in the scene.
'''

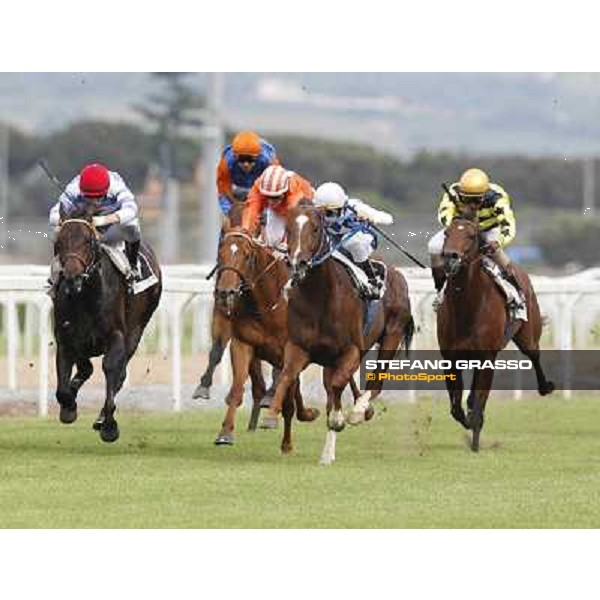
[438,210,554,451]
[192,199,278,412]
[212,226,321,450]
[263,203,414,464]
[53,209,161,442]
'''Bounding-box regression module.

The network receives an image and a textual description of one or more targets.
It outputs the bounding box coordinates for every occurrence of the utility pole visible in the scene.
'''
[160,139,180,263]
[198,73,224,264]
[582,157,595,215]
[0,123,8,250]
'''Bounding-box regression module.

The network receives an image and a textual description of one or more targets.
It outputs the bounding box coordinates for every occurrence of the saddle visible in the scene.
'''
[480,257,527,322]
[100,242,159,295]
[332,251,387,336]
[332,250,387,300]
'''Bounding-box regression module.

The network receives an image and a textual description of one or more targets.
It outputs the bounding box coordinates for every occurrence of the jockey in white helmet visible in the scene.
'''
[313,182,393,299]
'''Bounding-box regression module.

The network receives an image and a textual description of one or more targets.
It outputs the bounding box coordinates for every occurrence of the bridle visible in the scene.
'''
[288,208,332,276]
[215,231,284,314]
[58,218,101,280]
[304,209,332,268]
[443,217,482,283]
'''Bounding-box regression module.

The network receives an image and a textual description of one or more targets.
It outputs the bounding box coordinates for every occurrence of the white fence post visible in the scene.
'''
[1,266,600,411]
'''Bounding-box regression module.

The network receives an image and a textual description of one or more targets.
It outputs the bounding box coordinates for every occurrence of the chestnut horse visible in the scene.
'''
[438,209,554,451]
[212,226,322,450]
[192,199,278,424]
[53,208,161,442]
[263,203,414,464]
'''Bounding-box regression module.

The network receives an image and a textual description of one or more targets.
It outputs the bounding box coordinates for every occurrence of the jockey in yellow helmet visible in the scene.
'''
[428,168,523,314]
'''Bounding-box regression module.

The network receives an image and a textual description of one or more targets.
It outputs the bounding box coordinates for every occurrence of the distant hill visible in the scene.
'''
[3,72,600,157]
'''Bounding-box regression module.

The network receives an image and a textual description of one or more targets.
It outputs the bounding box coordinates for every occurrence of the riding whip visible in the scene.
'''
[370,223,428,269]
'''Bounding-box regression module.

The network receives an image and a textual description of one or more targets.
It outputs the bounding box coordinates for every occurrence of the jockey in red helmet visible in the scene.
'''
[48,163,141,295]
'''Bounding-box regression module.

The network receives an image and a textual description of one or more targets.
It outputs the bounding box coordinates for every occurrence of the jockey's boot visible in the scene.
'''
[501,263,527,320]
[431,266,446,312]
[126,241,141,279]
[358,260,382,300]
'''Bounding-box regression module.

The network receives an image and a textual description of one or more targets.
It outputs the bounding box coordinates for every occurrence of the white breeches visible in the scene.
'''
[343,231,375,263]
[263,209,287,248]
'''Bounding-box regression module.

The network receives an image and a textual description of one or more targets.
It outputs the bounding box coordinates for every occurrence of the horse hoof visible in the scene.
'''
[214,433,234,446]
[260,415,279,430]
[259,395,273,409]
[329,421,345,433]
[347,408,367,426]
[281,443,293,454]
[540,381,555,396]
[59,404,78,424]
[99,422,120,443]
[298,407,320,423]
[365,405,375,422]
[192,384,210,400]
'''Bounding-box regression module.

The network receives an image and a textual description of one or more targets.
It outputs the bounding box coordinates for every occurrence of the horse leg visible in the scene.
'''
[468,368,494,452]
[97,331,126,443]
[215,339,253,445]
[261,342,310,429]
[351,327,404,424]
[192,312,231,400]
[293,379,320,422]
[56,344,77,424]
[280,387,295,454]
[349,376,361,402]
[247,357,267,431]
[263,366,281,407]
[320,367,339,465]
[70,358,93,395]
[446,368,468,429]
[318,347,365,427]
[512,334,555,396]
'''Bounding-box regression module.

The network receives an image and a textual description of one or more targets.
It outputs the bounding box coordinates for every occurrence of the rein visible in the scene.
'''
[444,218,482,292]
[216,231,285,316]
[58,218,101,280]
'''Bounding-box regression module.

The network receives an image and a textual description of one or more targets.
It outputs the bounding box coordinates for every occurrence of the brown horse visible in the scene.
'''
[263,202,414,464]
[192,198,278,422]
[212,225,321,449]
[438,210,554,451]
[53,209,162,442]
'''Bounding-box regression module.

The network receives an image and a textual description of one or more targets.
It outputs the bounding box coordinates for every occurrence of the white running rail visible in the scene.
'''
[2,265,600,414]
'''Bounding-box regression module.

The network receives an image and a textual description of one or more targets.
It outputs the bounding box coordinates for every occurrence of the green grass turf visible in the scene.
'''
[1,397,600,528]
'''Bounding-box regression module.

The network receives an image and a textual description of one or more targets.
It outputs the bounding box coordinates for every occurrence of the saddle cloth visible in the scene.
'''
[481,256,528,322]
[100,242,159,295]
[332,250,387,300]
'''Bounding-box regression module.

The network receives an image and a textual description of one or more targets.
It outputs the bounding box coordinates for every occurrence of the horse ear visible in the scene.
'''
[84,202,96,221]
[222,215,232,233]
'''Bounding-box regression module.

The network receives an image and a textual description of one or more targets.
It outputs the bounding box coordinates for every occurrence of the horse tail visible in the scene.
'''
[403,314,415,357]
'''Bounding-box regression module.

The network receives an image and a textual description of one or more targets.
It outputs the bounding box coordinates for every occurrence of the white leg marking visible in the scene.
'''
[320,429,337,465]
[328,408,345,430]
[347,392,371,426]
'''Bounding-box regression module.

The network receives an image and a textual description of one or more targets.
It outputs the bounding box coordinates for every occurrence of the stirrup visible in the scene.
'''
[432,291,444,312]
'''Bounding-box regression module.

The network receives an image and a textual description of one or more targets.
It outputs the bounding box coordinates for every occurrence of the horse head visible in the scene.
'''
[56,203,100,294]
[215,226,260,314]
[286,200,327,284]
[442,206,481,277]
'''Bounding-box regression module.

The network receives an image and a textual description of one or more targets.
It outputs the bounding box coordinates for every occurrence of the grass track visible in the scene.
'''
[1,397,600,528]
